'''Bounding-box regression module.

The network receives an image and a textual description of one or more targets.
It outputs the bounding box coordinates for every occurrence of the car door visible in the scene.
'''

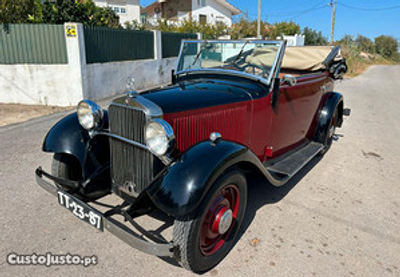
[269,74,326,158]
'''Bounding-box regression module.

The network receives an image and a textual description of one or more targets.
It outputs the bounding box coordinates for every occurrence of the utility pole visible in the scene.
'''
[257,0,261,39]
[330,0,337,44]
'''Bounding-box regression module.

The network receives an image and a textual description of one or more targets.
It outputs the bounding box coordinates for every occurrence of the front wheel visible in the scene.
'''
[173,169,247,273]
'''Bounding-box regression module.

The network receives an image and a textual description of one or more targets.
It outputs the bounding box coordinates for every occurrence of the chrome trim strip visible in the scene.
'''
[93,131,149,151]
[175,40,285,86]
[111,95,163,119]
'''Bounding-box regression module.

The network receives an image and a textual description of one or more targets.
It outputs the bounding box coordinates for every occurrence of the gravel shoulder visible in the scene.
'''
[0,103,73,127]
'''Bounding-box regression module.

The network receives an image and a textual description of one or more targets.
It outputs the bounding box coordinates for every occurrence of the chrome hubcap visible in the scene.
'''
[218,209,233,235]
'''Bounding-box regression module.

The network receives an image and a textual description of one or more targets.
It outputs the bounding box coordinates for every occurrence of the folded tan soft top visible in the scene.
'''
[282,46,338,71]
[245,45,341,72]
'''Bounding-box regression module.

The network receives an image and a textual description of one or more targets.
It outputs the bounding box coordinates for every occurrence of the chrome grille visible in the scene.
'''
[109,104,154,195]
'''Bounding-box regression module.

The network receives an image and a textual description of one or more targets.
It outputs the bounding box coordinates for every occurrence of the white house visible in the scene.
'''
[93,0,141,24]
[142,0,240,27]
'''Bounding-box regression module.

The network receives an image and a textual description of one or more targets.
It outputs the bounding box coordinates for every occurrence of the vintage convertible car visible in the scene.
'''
[35,40,349,273]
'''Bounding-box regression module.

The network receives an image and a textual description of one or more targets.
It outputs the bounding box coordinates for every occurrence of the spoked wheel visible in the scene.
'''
[173,169,247,273]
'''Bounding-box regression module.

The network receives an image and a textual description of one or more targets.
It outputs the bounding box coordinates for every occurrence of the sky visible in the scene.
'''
[139,0,400,42]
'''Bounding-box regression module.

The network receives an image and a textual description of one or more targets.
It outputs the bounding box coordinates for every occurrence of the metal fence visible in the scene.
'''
[161,32,197,58]
[84,26,154,64]
[0,24,68,64]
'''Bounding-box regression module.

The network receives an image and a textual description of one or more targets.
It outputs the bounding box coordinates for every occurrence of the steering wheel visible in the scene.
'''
[241,64,270,78]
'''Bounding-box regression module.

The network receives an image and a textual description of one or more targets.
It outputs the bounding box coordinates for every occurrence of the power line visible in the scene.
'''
[246,5,329,19]
[266,1,326,17]
[338,2,400,11]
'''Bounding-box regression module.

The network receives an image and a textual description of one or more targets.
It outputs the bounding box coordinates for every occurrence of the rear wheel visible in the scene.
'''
[319,109,338,155]
[173,169,247,273]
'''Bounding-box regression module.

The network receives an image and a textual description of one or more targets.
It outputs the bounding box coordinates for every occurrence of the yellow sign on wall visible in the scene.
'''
[65,24,77,38]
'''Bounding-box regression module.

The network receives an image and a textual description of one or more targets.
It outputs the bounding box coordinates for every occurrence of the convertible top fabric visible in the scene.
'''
[245,45,340,72]
[282,46,337,71]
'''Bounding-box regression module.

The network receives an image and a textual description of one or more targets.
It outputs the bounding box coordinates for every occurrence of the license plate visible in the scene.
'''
[57,191,103,231]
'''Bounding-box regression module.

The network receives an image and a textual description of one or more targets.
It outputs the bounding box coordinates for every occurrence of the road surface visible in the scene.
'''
[1,66,399,277]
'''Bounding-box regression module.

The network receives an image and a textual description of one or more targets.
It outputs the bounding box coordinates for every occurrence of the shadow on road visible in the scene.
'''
[237,155,323,243]
[146,154,324,269]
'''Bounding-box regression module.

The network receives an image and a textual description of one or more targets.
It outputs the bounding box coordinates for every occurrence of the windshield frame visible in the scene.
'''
[175,40,285,86]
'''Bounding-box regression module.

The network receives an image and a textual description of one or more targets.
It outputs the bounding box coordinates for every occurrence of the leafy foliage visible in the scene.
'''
[230,17,270,39]
[124,20,146,31]
[354,34,374,53]
[337,34,354,47]
[0,0,35,23]
[0,0,120,28]
[303,27,328,46]
[269,21,300,39]
[153,19,228,39]
[374,35,399,60]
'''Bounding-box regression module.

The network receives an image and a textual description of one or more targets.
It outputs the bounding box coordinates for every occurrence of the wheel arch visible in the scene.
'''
[147,140,266,217]
[43,112,109,179]
[314,91,344,144]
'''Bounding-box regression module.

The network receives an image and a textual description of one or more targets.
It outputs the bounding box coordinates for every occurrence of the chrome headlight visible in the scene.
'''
[145,119,175,156]
[77,100,103,130]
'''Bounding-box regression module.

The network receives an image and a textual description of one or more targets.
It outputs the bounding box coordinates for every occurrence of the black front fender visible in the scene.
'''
[42,112,109,179]
[147,140,262,217]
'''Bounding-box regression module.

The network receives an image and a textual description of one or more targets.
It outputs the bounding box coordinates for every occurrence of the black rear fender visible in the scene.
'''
[314,92,343,143]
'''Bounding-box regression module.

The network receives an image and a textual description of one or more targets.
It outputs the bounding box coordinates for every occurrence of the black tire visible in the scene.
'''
[52,153,82,183]
[319,109,338,155]
[51,153,89,201]
[173,169,247,273]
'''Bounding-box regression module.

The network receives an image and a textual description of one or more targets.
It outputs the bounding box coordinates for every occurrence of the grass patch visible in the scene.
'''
[341,46,398,77]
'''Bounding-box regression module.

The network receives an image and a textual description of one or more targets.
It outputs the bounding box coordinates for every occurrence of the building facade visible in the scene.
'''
[94,0,141,24]
[142,0,240,27]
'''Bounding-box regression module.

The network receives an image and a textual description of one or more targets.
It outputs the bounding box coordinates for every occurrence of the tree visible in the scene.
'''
[153,19,228,39]
[124,20,146,31]
[1,0,120,28]
[83,0,120,28]
[375,35,399,60]
[230,17,270,39]
[0,0,35,23]
[354,34,374,53]
[42,0,89,24]
[338,34,354,48]
[302,27,328,46]
[269,21,300,39]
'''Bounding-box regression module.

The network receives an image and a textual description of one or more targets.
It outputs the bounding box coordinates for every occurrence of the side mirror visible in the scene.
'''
[281,74,297,86]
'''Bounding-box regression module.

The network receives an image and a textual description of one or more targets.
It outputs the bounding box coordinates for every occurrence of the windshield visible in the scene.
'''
[176,40,283,84]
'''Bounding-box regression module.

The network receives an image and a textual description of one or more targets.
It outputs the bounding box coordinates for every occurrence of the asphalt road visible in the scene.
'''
[1,66,399,277]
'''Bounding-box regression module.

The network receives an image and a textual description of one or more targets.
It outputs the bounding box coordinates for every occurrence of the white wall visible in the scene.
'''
[282,34,305,47]
[191,0,233,27]
[0,64,84,106]
[0,24,184,106]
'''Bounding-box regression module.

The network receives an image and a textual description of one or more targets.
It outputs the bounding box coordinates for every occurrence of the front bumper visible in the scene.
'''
[35,167,174,257]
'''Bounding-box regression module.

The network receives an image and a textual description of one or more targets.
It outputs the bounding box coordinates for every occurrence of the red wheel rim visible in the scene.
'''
[199,184,240,256]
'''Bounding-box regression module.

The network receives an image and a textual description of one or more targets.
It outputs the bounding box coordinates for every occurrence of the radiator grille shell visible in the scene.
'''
[108,104,154,195]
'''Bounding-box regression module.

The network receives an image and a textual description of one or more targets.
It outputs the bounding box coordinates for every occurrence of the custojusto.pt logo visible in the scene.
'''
[7,253,97,267]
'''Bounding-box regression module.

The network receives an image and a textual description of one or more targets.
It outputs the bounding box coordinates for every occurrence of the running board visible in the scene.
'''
[266,142,324,180]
